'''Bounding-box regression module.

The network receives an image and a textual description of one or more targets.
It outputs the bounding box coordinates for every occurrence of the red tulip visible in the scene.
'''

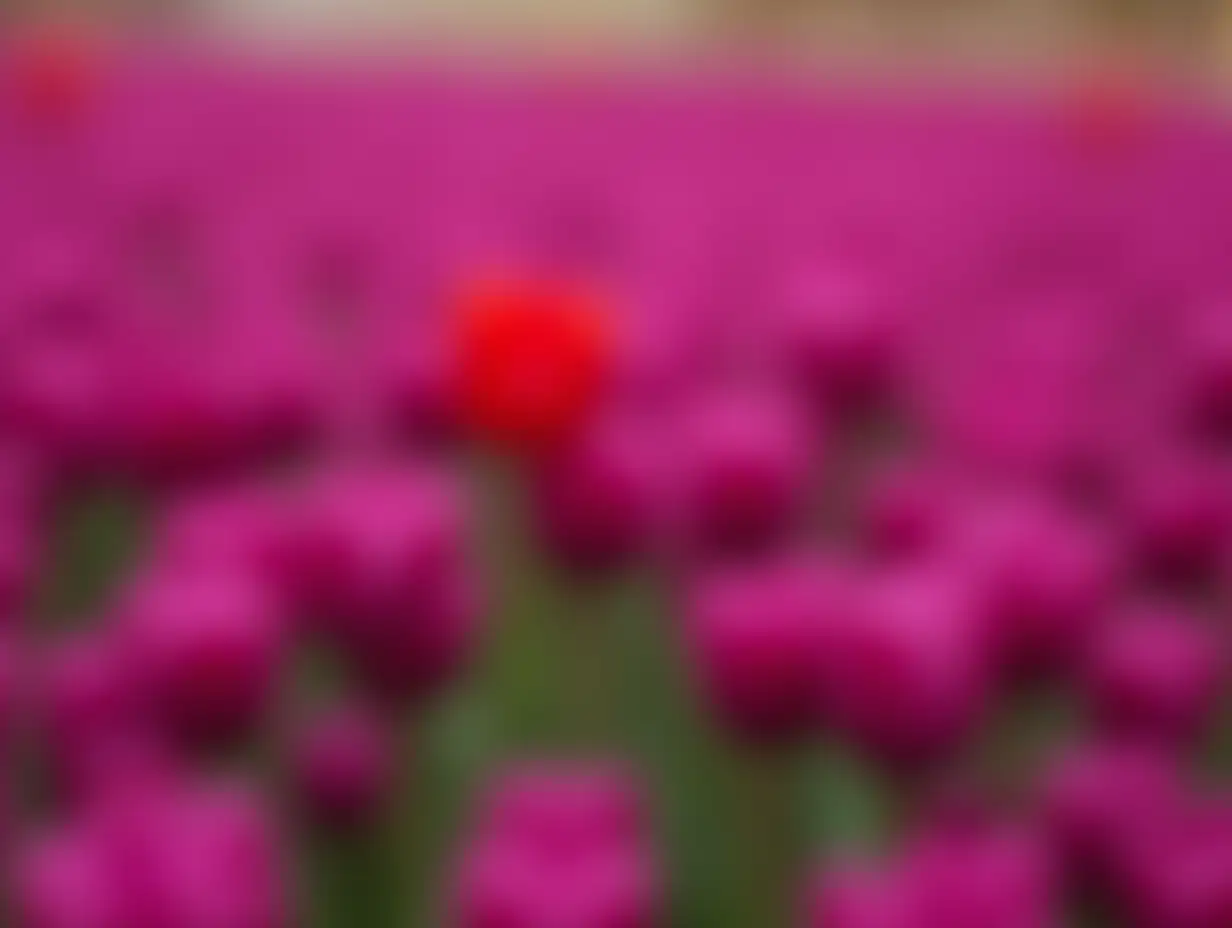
[8,21,103,129]
[1061,61,1154,160]
[455,275,612,452]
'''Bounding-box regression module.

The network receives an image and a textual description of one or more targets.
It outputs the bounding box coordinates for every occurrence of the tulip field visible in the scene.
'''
[2,28,1232,928]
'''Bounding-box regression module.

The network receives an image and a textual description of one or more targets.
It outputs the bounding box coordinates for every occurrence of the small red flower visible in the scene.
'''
[1061,61,1153,160]
[455,275,612,452]
[8,21,103,129]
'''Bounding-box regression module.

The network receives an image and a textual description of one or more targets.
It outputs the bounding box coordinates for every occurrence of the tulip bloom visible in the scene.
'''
[805,818,1058,928]
[39,631,143,800]
[772,267,899,408]
[951,497,1117,675]
[530,414,668,574]
[1040,742,1183,889]
[671,390,815,552]
[474,761,649,855]
[455,275,612,452]
[120,563,287,743]
[291,705,395,831]
[453,762,661,928]
[1117,799,1232,928]
[1119,458,1231,582]
[822,567,991,765]
[685,557,849,743]
[17,779,291,928]
[1081,609,1225,746]
[286,468,481,701]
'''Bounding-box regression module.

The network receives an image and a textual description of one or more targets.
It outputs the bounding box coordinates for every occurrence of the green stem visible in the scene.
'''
[38,485,146,628]
[400,695,494,927]
[472,456,622,754]
[306,829,389,928]
[730,746,810,928]
[806,743,900,856]
[471,457,562,748]
[298,710,415,928]
[606,572,733,927]
[561,577,627,750]
[974,685,1076,802]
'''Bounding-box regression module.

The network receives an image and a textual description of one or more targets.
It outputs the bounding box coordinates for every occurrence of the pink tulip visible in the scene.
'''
[822,565,991,764]
[685,557,849,742]
[454,762,661,928]
[772,266,900,408]
[530,414,669,575]
[1082,607,1225,745]
[1040,741,1183,888]
[15,777,291,928]
[120,563,287,742]
[671,389,815,552]
[287,467,481,700]
[951,496,1117,675]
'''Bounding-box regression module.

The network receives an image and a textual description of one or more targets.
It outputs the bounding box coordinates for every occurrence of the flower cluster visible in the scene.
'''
[0,27,1229,928]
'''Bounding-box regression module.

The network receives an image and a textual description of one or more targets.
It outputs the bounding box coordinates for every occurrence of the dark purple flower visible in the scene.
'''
[1040,741,1183,888]
[290,703,395,830]
[114,348,254,481]
[773,266,899,408]
[121,563,287,742]
[288,468,482,701]
[952,497,1117,674]
[0,336,119,472]
[671,390,815,552]
[0,516,38,619]
[685,557,847,743]
[862,464,954,562]
[530,414,668,575]
[38,631,147,800]
[0,632,17,743]
[1117,798,1232,928]
[376,323,460,446]
[1082,607,1225,745]
[1175,306,1232,437]
[822,566,990,764]
[1119,457,1232,580]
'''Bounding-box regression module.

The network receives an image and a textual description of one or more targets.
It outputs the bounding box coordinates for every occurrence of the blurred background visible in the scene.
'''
[2,0,1229,75]
[3,1,1231,927]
